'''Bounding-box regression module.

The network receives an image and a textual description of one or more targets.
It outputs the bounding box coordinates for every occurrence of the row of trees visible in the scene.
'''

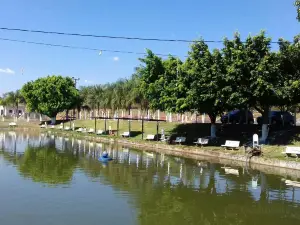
[136,31,300,141]
[78,76,148,116]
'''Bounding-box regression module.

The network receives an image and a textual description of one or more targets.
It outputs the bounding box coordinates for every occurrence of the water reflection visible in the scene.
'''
[1,131,300,224]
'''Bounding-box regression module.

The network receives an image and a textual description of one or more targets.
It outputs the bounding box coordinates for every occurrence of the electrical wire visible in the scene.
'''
[0,27,221,43]
[0,37,179,57]
[0,27,283,44]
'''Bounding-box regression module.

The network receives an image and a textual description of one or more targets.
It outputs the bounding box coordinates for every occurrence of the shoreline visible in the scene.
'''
[2,127,300,178]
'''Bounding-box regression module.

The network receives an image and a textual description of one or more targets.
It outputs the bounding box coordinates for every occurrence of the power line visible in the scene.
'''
[0,27,221,43]
[0,37,178,57]
[0,27,284,44]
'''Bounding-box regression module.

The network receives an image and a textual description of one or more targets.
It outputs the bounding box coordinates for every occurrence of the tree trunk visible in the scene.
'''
[294,107,297,126]
[208,114,217,138]
[51,117,56,124]
[77,107,80,120]
[16,103,19,118]
[245,108,249,124]
[261,106,270,143]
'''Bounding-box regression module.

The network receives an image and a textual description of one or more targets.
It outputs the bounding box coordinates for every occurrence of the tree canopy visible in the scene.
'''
[21,75,79,122]
[134,32,300,140]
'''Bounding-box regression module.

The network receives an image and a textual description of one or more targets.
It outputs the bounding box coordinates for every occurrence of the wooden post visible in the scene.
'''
[142,118,144,140]
[156,120,159,141]
[129,119,131,137]
[94,117,97,133]
[117,118,120,136]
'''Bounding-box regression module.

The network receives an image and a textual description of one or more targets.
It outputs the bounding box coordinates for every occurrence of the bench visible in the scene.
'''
[96,130,105,135]
[221,140,240,150]
[87,128,95,133]
[282,146,300,158]
[160,135,170,142]
[145,134,155,141]
[8,122,17,127]
[174,137,186,144]
[121,131,130,138]
[76,128,83,132]
[64,126,71,131]
[194,138,209,147]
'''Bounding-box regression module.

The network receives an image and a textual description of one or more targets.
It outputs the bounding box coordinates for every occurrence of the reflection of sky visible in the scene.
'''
[215,172,236,194]
[248,181,261,202]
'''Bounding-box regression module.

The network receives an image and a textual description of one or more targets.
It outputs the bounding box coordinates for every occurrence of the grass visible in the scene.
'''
[0,118,40,129]
[57,119,178,140]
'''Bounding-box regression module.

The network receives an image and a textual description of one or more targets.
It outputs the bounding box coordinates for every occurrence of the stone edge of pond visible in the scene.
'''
[44,129,300,172]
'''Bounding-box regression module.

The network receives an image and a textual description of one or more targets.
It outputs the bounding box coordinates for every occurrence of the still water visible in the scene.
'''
[0,131,300,225]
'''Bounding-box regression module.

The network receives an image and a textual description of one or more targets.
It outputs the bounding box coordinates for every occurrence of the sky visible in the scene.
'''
[0,0,299,94]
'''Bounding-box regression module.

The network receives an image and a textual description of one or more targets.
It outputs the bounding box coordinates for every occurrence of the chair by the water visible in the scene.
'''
[194,138,209,147]
[174,137,186,145]
[221,140,240,150]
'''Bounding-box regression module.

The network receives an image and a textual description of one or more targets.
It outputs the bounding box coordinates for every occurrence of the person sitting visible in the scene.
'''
[102,151,108,158]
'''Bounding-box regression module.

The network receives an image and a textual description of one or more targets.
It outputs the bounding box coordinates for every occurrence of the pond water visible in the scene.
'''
[0,131,300,225]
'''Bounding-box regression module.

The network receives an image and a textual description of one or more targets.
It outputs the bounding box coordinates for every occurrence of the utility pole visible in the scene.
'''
[72,77,80,88]
[72,77,80,119]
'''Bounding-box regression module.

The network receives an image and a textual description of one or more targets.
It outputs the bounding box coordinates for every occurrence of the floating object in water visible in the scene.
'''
[98,156,113,162]
[98,152,112,162]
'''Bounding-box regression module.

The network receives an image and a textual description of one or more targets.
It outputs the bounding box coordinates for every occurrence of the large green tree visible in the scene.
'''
[179,40,227,137]
[21,75,79,124]
[223,32,300,142]
[138,49,165,111]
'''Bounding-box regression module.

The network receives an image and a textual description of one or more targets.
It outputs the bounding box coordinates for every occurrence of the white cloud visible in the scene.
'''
[113,57,119,61]
[0,68,15,74]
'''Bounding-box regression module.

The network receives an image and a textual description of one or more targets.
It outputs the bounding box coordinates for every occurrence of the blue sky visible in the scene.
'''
[0,0,299,94]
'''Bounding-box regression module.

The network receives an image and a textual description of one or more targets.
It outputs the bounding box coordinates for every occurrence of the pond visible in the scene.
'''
[0,131,300,225]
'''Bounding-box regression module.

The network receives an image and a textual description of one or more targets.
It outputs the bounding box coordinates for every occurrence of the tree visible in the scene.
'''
[179,39,227,137]
[160,56,184,113]
[222,32,300,142]
[21,75,79,124]
[138,49,165,111]
[222,32,281,141]
[2,90,25,116]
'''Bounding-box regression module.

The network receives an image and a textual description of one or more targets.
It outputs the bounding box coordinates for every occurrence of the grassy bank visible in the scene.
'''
[1,118,300,163]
